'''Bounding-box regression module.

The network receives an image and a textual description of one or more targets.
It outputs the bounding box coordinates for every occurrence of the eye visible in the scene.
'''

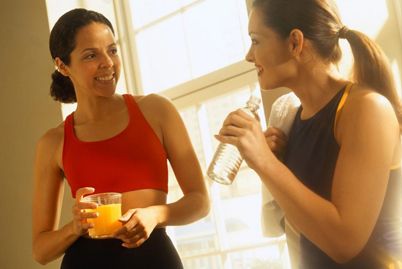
[251,39,259,45]
[85,53,96,59]
[110,48,118,54]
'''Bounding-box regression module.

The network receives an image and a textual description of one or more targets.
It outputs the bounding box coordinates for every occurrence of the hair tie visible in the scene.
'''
[338,26,349,39]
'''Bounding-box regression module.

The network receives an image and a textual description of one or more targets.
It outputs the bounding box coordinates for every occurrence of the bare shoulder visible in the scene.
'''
[337,84,399,141]
[345,84,396,117]
[36,122,65,161]
[134,93,177,119]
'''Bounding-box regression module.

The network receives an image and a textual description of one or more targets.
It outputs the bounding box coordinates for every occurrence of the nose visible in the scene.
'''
[100,53,114,69]
[245,46,254,63]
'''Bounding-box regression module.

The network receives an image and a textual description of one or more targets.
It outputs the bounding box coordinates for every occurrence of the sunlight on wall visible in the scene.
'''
[336,0,389,78]
[392,60,402,99]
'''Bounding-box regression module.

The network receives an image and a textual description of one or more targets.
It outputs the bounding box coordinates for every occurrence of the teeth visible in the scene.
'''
[257,66,263,73]
[95,74,114,81]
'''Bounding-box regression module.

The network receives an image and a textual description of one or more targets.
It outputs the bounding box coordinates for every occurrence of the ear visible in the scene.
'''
[288,29,304,57]
[54,57,69,77]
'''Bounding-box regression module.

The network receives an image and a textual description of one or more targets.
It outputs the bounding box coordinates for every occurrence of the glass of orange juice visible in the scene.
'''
[82,192,122,238]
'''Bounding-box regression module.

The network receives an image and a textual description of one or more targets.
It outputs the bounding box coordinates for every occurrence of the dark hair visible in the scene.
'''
[252,0,402,131]
[49,8,115,103]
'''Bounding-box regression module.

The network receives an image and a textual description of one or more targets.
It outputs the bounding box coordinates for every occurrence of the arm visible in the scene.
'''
[32,129,97,264]
[216,90,399,263]
[114,94,210,247]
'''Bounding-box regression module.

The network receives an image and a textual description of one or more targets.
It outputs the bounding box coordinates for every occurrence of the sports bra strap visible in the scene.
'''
[334,82,354,137]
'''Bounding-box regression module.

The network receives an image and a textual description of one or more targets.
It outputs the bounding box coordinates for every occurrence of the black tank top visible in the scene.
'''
[283,83,402,268]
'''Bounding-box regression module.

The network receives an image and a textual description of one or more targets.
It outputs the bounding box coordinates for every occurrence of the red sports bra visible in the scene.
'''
[62,94,168,198]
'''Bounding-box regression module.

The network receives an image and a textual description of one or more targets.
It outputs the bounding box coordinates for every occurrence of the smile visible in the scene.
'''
[95,73,114,81]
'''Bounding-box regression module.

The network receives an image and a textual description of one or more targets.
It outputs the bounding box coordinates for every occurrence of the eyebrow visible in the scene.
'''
[80,43,117,55]
[248,32,260,36]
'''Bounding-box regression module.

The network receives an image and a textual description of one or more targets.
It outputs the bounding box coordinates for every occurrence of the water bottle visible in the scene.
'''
[207,95,261,185]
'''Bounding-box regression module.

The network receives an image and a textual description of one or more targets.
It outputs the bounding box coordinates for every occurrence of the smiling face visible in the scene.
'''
[245,8,296,90]
[57,22,121,100]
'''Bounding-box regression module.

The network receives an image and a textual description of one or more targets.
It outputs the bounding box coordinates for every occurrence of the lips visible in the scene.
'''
[256,66,263,76]
[95,73,114,81]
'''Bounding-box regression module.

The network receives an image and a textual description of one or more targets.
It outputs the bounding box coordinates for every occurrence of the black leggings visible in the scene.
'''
[61,228,183,269]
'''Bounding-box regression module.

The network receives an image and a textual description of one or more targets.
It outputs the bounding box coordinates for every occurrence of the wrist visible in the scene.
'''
[254,150,280,178]
[149,205,164,228]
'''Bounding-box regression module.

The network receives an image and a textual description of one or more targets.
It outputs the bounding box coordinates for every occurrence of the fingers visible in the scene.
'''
[222,110,255,128]
[264,127,287,157]
[112,209,136,238]
[75,187,95,203]
[73,210,98,221]
[112,209,153,248]
[120,226,149,248]
[71,187,97,235]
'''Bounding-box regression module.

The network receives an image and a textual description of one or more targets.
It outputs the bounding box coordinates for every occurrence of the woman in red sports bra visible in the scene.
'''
[32,9,210,268]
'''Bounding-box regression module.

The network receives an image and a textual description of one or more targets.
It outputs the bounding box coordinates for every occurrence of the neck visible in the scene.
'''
[73,93,125,123]
[289,63,349,119]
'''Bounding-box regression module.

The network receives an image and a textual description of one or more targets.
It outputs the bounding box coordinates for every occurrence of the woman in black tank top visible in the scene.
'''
[215,0,402,268]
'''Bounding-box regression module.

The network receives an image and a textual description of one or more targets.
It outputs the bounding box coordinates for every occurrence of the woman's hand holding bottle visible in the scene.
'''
[214,109,274,173]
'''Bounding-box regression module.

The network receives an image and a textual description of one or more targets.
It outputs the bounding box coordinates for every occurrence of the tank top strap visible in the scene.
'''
[122,94,141,120]
[334,82,354,138]
[63,113,75,137]
[62,112,75,168]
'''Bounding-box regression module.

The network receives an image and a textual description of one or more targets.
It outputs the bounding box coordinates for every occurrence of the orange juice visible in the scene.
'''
[86,203,122,238]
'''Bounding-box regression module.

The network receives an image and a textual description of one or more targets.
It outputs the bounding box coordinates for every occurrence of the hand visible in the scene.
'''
[264,127,287,159]
[214,109,273,171]
[71,187,98,236]
[112,207,158,248]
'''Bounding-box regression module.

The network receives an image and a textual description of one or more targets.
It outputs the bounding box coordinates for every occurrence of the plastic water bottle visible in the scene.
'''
[207,95,261,185]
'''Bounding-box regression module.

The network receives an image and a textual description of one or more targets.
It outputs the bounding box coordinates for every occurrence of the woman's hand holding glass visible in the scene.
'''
[112,207,158,248]
[71,187,98,236]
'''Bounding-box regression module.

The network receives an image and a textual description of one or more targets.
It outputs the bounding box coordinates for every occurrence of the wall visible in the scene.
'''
[0,0,71,268]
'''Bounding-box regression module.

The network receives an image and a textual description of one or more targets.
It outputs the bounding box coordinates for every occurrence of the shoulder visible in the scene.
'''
[134,93,173,107]
[133,93,178,119]
[345,84,395,117]
[36,122,65,156]
[337,84,398,141]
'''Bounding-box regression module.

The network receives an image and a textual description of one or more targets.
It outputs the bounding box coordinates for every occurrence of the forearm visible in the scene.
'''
[33,221,80,265]
[152,191,210,227]
[256,156,357,263]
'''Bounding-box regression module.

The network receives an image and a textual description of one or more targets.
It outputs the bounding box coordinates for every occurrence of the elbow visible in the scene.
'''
[33,250,50,266]
[33,240,53,265]
[200,195,211,218]
[326,236,365,264]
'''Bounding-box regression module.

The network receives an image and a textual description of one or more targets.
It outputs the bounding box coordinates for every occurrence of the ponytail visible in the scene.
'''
[343,29,402,131]
[50,70,77,103]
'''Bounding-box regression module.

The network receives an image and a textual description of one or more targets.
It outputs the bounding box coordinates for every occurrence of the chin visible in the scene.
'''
[258,76,287,91]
